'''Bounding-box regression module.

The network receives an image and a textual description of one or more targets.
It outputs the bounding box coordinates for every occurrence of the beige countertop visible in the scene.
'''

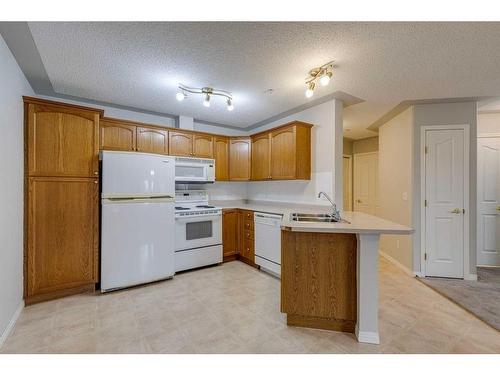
[212,199,413,235]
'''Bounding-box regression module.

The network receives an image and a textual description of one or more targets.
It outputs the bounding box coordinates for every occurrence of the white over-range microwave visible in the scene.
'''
[175,157,215,183]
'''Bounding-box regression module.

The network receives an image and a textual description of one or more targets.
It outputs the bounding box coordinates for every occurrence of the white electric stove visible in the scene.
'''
[174,190,222,272]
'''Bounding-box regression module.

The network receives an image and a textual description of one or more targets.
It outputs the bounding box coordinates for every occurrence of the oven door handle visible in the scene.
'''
[175,214,221,222]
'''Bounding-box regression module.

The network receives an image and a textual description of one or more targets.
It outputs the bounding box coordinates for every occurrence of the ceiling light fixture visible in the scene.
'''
[176,84,234,110]
[203,93,211,107]
[176,92,186,101]
[227,98,234,111]
[305,82,315,98]
[305,60,334,98]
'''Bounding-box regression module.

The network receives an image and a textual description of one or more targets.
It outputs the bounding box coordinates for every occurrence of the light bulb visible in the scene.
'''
[203,94,210,107]
[176,92,185,101]
[227,98,234,111]
[320,72,332,86]
[305,82,315,98]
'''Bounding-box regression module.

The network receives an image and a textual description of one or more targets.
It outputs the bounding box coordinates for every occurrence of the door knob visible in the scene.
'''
[356,199,362,203]
[450,208,462,214]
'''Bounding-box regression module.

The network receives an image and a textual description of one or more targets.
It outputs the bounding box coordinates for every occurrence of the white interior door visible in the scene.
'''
[354,152,379,215]
[343,155,353,211]
[477,136,500,266]
[424,129,465,278]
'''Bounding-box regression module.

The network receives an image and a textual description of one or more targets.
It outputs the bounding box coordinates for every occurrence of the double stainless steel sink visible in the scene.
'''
[291,213,349,223]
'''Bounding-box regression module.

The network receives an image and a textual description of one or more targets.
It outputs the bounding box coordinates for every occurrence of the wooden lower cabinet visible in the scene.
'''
[222,209,239,260]
[238,210,255,265]
[281,231,357,333]
[26,177,99,304]
[221,209,257,266]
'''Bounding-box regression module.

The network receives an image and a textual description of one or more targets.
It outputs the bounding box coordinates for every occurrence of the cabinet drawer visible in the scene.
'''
[243,229,254,240]
[241,210,254,220]
[244,219,254,231]
[242,238,255,259]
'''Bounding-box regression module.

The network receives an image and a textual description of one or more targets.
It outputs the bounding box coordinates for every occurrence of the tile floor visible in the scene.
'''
[1,258,499,354]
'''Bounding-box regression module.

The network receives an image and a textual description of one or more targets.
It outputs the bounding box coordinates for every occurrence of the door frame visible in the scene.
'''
[343,154,353,211]
[477,133,500,266]
[420,124,470,279]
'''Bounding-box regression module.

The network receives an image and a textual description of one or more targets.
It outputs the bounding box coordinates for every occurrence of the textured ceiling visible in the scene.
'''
[28,22,500,139]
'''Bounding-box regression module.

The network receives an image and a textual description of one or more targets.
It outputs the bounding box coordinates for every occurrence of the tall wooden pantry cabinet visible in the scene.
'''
[24,97,101,305]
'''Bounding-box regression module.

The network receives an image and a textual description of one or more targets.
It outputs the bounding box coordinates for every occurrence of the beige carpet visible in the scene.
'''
[419,267,500,331]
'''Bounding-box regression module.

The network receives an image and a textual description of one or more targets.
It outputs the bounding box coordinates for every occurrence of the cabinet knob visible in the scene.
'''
[94,181,98,184]
[94,171,99,175]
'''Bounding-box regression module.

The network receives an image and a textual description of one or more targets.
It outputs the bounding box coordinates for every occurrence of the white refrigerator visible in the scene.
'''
[100,151,176,292]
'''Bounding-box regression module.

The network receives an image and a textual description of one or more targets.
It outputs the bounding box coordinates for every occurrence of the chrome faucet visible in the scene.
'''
[318,191,341,221]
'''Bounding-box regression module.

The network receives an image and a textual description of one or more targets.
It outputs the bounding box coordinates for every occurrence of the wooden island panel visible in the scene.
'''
[281,230,357,333]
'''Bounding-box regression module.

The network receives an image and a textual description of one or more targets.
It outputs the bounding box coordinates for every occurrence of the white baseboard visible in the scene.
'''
[464,273,478,281]
[355,325,380,345]
[0,300,24,348]
[380,250,414,277]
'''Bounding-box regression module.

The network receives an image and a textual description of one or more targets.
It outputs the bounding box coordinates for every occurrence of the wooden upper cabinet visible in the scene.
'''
[270,122,312,180]
[193,133,214,158]
[27,101,100,177]
[136,126,168,154]
[169,130,193,156]
[251,133,271,180]
[270,126,296,180]
[100,118,136,152]
[214,136,230,181]
[27,177,98,298]
[229,138,251,181]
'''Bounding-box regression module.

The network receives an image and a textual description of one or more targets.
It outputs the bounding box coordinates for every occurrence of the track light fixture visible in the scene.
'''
[176,84,234,111]
[203,93,211,107]
[304,60,334,98]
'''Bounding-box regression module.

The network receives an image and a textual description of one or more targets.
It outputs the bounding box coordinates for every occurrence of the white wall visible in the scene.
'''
[478,112,500,135]
[378,107,413,270]
[38,95,176,128]
[0,35,34,343]
[412,102,478,276]
[193,121,247,136]
[246,99,343,206]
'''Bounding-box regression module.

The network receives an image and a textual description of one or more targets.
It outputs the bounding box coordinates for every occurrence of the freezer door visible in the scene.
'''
[101,151,175,198]
[101,200,175,291]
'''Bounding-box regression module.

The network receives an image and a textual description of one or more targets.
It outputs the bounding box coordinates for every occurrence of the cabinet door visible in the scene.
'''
[251,133,271,180]
[270,126,296,179]
[193,133,214,158]
[229,138,251,181]
[27,177,98,298]
[169,130,193,156]
[222,209,239,259]
[214,136,230,181]
[136,126,169,155]
[28,104,99,177]
[100,120,136,152]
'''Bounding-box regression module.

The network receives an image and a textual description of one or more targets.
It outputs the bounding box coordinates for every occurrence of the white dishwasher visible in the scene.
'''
[254,212,283,277]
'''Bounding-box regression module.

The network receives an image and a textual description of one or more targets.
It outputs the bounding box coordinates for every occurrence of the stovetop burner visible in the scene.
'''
[195,205,215,208]
[175,206,190,210]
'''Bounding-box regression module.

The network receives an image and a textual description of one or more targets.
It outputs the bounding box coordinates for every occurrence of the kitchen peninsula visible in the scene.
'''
[280,210,413,345]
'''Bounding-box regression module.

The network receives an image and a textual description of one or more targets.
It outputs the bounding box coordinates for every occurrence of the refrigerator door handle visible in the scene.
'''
[103,196,175,204]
